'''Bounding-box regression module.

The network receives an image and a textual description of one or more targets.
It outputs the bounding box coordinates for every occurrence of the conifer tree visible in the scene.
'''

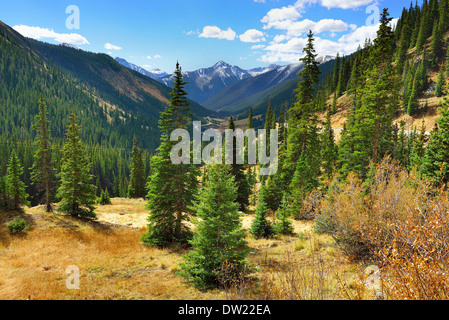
[410,119,427,171]
[56,112,96,218]
[273,195,294,235]
[30,94,54,212]
[6,151,29,211]
[179,164,248,290]
[128,136,146,198]
[435,68,445,97]
[284,30,321,181]
[338,8,400,178]
[421,99,449,184]
[321,109,338,180]
[143,62,199,247]
[227,115,250,211]
[250,188,275,239]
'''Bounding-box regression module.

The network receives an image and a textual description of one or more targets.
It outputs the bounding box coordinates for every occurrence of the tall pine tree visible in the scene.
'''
[56,112,96,218]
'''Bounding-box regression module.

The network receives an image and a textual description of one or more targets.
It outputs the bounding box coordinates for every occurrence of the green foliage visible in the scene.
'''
[5,151,29,211]
[179,164,248,290]
[8,217,29,234]
[127,136,147,198]
[143,62,199,247]
[250,189,275,239]
[273,196,294,235]
[56,112,97,218]
[30,94,54,212]
[421,99,449,184]
[97,188,111,205]
[435,68,445,97]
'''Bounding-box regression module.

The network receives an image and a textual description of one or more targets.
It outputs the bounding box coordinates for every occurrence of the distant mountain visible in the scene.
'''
[202,56,334,114]
[114,57,168,80]
[236,57,337,119]
[156,61,254,104]
[248,64,281,77]
[0,19,216,153]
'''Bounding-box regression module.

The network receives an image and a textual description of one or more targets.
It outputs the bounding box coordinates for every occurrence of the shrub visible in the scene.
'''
[8,217,28,234]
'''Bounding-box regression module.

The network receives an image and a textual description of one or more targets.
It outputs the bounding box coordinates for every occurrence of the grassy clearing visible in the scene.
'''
[0,199,371,300]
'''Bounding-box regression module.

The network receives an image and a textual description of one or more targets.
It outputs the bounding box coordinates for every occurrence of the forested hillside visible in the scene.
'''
[0,19,215,206]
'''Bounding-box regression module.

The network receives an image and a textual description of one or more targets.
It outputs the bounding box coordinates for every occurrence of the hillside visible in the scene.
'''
[203,57,335,115]
[0,19,216,153]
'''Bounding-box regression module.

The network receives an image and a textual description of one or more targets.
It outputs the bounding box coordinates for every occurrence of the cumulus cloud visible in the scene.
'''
[104,43,122,50]
[251,44,266,50]
[239,29,266,43]
[13,25,89,45]
[259,19,395,64]
[320,0,374,9]
[199,26,236,40]
[261,5,302,29]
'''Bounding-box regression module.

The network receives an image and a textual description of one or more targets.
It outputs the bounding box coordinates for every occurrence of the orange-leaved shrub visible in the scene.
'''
[316,157,449,299]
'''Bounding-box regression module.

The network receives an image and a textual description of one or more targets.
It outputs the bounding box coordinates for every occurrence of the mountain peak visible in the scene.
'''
[213,60,231,68]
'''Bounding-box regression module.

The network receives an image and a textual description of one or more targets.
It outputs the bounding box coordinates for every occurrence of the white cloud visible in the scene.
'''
[199,26,236,40]
[104,43,122,50]
[251,44,266,50]
[239,29,266,43]
[261,6,302,29]
[320,0,374,9]
[12,25,89,45]
[154,54,162,59]
[254,0,266,3]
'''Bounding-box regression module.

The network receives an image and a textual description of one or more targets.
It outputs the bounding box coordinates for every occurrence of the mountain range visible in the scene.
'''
[0,19,217,152]
[115,55,335,116]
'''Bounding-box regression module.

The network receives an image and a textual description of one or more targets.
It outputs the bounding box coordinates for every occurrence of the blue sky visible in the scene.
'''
[0,0,415,72]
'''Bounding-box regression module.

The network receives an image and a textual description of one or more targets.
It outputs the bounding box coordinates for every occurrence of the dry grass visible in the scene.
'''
[0,198,368,300]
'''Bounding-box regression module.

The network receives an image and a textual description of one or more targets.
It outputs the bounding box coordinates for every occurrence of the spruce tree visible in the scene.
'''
[273,195,294,235]
[338,9,400,178]
[321,109,338,180]
[128,136,146,198]
[6,151,29,211]
[179,164,248,290]
[143,62,199,247]
[56,112,96,218]
[30,94,54,212]
[227,115,250,211]
[421,98,449,184]
[250,188,275,239]
[435,68,445,97]
[284,30,321,181]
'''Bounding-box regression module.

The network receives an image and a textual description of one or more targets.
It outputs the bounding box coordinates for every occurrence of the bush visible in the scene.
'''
[97,189,111,205]
[318,157,449,299]
[8,217,28,234]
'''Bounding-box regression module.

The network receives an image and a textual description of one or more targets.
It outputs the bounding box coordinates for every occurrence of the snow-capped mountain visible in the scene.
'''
[157,61,255,103]
[248,64,280,77]
[115,56,334,107]
[114,57,168,81]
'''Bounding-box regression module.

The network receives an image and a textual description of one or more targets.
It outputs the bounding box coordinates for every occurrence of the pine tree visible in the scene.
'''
[321,109,338,180]
[273,195,294,235]
[338,8,400,178]
[421,98,449,184]
[128,136,146,198]
[98,188,111,205]
[227,115,250,211]
[435,68,445,97]
[410,118,427,171]
[250,188,275,239]
[430,20,443,65]
[30,94,54,212]
[6,151,29,211]
[56,112,96,218]
[284,30,321,181]
[143,62,199,247]
[179,164,248,290]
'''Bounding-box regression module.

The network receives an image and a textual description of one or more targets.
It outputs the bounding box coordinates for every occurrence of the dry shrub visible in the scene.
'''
[318,157,449,299]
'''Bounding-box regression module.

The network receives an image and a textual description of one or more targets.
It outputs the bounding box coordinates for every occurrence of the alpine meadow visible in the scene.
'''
[3,0,449,305]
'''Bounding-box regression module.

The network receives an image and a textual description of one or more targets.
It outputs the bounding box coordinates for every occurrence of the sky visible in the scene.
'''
[0,0,417,73]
